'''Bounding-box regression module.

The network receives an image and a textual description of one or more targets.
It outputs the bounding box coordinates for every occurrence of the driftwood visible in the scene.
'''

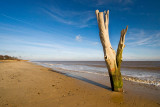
[95,10,128,92]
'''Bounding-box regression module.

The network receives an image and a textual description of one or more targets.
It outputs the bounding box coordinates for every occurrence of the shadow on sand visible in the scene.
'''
[50,69,112,91]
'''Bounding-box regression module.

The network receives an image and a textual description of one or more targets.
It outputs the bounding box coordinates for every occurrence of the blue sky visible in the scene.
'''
[0,0,160,61]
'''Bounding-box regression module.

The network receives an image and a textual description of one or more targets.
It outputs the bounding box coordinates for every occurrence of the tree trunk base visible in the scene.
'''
[113,88,123,92]
[109,69,123,92]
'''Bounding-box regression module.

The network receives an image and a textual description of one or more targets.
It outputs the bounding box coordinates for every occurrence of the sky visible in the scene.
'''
[0,0,160,61]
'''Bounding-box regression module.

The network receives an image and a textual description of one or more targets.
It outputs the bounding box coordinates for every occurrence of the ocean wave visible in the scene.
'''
[54,67,160,87]
[34,62,160,87]
[122,76,160,86]
[46,64,62,66]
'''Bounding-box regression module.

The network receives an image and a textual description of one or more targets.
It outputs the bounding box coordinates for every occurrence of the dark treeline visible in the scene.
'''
[0,55,20,60]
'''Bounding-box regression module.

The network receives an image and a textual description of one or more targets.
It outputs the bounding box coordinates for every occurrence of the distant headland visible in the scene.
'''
[0,55,28,61]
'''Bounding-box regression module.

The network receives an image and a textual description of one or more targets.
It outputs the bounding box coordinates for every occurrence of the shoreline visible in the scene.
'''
[0,61,160,107]
[34,61,160,87]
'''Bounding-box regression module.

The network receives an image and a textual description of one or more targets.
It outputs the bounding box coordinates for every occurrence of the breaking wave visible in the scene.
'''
[33,61,160,87]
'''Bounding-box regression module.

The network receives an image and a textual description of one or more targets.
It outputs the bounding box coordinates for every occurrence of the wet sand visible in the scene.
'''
[0,61,160,107]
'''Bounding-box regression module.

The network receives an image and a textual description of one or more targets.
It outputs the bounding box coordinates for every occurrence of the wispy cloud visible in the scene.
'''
[74,0,133,6]
[0,23,100,47]
[0,23,55,38]
[126,29,160,47]
[42,6,96,28]
[1,14,42,29]
[96,0,133,5]
[43,10,75,25]
[1,14,30,24]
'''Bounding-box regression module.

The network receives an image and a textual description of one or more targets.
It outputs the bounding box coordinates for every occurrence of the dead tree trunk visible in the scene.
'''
[95,10,128,92]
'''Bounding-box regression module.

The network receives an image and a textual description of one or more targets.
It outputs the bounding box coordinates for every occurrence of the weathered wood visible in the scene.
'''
[95,9,128,92]
[116,26,128,69]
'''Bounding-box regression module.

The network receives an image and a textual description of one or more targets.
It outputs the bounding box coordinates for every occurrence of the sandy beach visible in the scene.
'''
[0,61,160,107]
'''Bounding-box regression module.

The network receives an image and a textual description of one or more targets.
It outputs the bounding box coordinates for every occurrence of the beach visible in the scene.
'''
[0,61,160,107]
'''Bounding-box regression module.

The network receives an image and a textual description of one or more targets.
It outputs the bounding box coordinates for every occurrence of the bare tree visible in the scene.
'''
[95,10,128,92]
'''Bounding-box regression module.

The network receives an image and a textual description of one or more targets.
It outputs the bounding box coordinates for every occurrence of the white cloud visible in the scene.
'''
[1,14,42,30]
[43,9,74,25]
[42,7,96,28]
[125,29,160,47]
[75,35,82,41]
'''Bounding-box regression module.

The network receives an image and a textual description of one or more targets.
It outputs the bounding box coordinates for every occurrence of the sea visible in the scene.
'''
[33,61,160,87]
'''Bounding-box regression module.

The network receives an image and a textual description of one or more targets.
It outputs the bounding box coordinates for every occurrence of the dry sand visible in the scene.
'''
[0,61,160,107]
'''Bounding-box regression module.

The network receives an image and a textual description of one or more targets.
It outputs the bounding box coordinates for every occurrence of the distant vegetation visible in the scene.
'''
[0,55,20,60]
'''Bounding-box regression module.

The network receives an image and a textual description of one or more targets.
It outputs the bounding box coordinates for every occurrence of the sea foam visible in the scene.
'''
[33,61,160,87]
